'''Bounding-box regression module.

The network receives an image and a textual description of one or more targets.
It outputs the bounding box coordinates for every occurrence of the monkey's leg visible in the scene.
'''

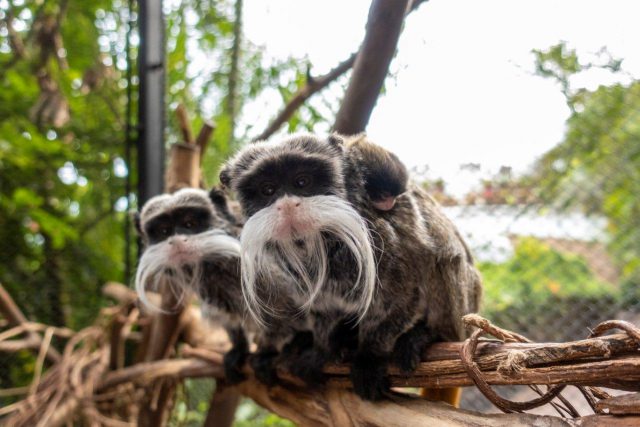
[351,313,415,401]
[391,320,439,373]
[281,310,349,387]
[327,315,359,362]
[223,326,249,384]
[250,321,293,387]
[390,322,462,407]
[280,330,327,387]
[249,346,279,387]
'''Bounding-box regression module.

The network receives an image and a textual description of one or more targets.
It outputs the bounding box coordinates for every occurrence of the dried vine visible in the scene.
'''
[1,283,639,426]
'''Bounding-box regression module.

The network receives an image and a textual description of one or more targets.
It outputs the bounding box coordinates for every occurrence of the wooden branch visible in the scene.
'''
[251,52,357,142]
[237,381,588,427]
[0,283,61,363]
[596,393,640,415]
[196,122,215,163]
[98,358,223,392]
[4,294,640,427]
[333,0,410,134]
[252,0,430,142]
[326,334,639,378]
[226,0,243,147]
[175,103,194,144]
[203,385,241,427]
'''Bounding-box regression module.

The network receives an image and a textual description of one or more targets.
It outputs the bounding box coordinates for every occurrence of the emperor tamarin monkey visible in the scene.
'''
[134,188,251,383]
[220,134,482,401]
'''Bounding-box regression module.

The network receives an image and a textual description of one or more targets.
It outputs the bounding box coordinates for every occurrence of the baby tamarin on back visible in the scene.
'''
[346,134,408,211]
[220,133,482,400]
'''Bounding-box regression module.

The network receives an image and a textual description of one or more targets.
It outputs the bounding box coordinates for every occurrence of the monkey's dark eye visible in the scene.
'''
[184,220,193,229]
[261,182,277,196]
[293,174,312,188]
[159,226,170,236]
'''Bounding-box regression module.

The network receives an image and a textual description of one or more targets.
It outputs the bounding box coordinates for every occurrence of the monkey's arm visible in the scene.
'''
[222,325,249,384]
[281,310,359,387]
[249,309,305,387]
[351,303,420,401]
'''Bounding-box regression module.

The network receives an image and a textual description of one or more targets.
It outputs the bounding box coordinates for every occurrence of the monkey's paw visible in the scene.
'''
[286,347,328,387]
[350,352,390,401]
[281,330,314,357]
[280,332,327,386]
[223,347,248,385]
[328,319,359,363]
[250,350,279,387]
[392,321,437,373]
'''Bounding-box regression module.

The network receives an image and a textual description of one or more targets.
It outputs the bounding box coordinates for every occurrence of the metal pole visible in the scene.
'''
[137,0,165,205]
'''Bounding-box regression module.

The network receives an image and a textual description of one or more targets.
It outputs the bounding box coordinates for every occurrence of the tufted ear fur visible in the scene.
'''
[327,133,346,150]
[219,165,232,188]
[209,187,240,226]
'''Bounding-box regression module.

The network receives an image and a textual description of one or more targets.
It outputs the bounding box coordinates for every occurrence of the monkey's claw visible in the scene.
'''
[250,350,279,387]
[392,321,437,373]
[350,352,390,401]
[223,347,247,384]
[287,347,327,387]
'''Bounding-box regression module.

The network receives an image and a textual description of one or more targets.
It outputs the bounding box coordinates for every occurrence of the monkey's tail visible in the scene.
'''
[420,387,462,407]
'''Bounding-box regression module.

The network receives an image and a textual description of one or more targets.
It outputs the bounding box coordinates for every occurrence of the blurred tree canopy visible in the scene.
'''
[530,42,640,287]
[0,0,341,329]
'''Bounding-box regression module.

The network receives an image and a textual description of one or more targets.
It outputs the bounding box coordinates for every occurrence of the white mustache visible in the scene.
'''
[135,229,241,312]
[240,195,377,325]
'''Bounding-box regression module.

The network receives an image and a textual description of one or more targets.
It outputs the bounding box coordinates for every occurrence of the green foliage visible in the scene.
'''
[166,380,293,427]
[0,0,343,419]
[0,0,129,328]
[531,43,640,284]
[234,398,296,427]
[480,237,617,316]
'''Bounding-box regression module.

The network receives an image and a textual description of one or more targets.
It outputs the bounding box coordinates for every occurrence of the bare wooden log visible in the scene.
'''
[596,393,640,415]
[237,381,579,427]
[164,143,201,192]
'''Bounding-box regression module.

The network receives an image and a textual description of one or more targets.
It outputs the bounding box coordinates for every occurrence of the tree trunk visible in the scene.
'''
[333,0,409,135]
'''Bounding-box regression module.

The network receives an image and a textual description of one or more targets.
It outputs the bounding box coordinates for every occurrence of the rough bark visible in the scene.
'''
[333,0,410,135]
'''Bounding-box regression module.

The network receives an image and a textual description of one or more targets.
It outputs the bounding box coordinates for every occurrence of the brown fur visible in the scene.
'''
[219,134,482,399]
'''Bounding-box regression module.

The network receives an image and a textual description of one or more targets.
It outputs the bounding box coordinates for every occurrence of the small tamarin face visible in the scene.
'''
[219,134,376,323]
[134,188,241,310]
[345,135,408,211]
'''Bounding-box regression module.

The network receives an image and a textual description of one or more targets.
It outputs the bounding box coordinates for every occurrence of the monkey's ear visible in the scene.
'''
[219,166,232,188]
[327,133,345,147]
[133,212,142,236]
[209,187,227,207]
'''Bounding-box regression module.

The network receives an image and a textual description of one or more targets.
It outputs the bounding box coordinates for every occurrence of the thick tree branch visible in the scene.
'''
[333,0,410,134]
[226,0,243,146]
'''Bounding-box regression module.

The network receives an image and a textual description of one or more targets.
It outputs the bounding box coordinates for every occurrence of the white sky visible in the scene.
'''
[240,0,640,195]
